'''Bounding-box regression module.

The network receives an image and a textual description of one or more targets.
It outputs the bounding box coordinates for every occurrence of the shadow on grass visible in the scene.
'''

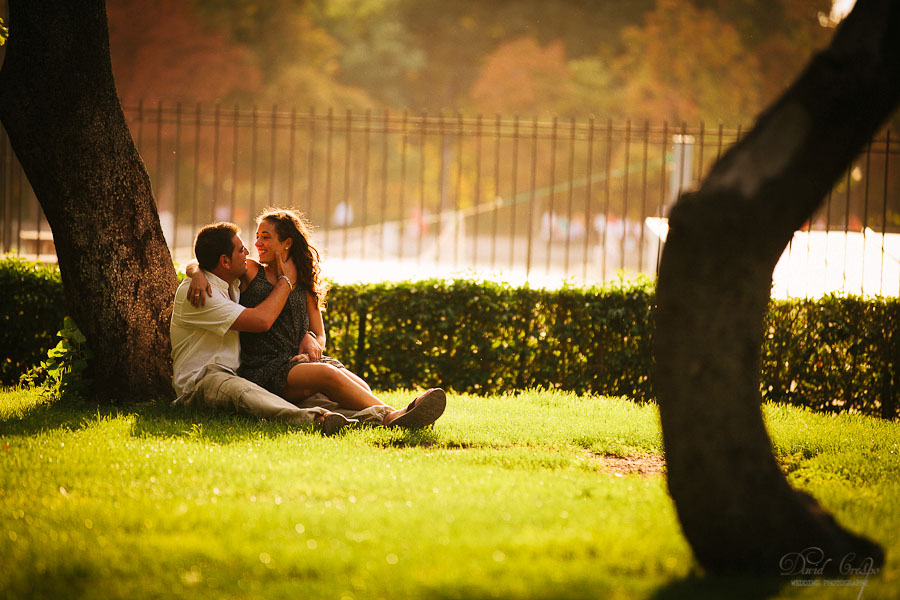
[0,392,442,448]
[0,393,120,436]
[2,560,96,600]
[394,572,787,600]
[650,573,785,600]
[0,393,255,440]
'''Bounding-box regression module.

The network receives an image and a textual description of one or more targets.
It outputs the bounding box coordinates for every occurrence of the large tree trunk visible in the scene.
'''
[0,1,177,402]
[654,0,899,573]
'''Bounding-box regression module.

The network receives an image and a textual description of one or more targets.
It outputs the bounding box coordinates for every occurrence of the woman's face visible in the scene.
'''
[255,219,291,263]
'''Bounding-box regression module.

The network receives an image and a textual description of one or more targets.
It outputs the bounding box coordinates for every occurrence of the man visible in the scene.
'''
[170,222,355,435]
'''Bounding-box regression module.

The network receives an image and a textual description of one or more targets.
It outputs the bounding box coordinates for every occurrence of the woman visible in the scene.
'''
[188,208,445,428]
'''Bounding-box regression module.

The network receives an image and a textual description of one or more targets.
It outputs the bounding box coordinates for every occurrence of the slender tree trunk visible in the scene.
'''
[0,1,177,401]
[654,0,899,573]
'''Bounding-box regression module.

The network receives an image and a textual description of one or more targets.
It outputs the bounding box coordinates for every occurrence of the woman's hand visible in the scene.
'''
[274,251,298,290]
[187,266,212,307]
[297,331,323,362]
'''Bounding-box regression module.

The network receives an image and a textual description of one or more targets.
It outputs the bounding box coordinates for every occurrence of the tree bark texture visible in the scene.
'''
[0,1,178,401]
[654,0,900,573]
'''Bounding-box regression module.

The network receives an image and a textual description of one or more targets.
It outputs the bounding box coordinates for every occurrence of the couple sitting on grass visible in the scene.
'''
[170,207,446,435]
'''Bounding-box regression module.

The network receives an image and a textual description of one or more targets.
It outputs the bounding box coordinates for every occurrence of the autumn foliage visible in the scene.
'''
[4,0,846,126]
[468,37,573,117]
[107,0,260,104]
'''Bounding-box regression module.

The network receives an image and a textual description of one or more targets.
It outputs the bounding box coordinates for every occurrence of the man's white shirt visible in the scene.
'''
[170,270,244,398]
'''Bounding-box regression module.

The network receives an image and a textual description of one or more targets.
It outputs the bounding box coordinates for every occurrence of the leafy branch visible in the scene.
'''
[20,316,93,399]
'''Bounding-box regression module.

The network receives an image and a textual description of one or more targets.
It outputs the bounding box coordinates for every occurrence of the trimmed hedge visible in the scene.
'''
[763,296,898,419]
[3,256,897,418]
[325,278,655,401]
[328,281,898,419]
[0,256,67,385]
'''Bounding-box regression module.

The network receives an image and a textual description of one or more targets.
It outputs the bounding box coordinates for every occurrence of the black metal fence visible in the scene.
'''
[2,103,898,296]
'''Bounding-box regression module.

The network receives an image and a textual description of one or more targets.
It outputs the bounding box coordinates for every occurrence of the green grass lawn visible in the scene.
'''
[1,388,898,599]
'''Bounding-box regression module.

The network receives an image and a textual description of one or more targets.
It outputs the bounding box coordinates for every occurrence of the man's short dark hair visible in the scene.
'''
[194,222,239,271]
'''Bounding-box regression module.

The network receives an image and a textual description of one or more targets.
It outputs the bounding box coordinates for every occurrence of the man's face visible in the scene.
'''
[225,234,249,278]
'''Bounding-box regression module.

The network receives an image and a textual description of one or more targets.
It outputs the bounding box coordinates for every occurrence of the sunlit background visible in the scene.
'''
[2,0,897,297]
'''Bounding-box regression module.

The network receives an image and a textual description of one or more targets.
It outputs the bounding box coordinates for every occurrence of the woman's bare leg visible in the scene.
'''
[284,363,387,410]
[340,368,372,393]
[284,363,442,428]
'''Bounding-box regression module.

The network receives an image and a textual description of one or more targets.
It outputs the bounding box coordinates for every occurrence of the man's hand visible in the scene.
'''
[290,352,311,364]
[274,251,299,289]
[297,331,323,361]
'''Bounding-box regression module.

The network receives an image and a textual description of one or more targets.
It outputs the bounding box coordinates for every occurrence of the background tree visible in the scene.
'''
[613,0,763,125]
[107,0,261,104]
[0,0,177,402]
[193,0,375,108]
[396,0,654,112]
[654,0,897,573]
[318,0,425,110]
[467,37,573,117]
[694,0,833,108]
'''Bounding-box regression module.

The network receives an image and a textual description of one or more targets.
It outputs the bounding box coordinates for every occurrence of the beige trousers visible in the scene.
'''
[176,365,391,426]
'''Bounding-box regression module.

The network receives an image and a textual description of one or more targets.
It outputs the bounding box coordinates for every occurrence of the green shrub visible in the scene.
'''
[761,295,898,419]
[325,277,656,401]
[20,316,93,398]
[0,255,67,385]
[325,280,897,418]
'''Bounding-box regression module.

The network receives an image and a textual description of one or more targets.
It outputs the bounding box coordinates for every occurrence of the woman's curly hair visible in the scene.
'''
[257,207,329,307]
